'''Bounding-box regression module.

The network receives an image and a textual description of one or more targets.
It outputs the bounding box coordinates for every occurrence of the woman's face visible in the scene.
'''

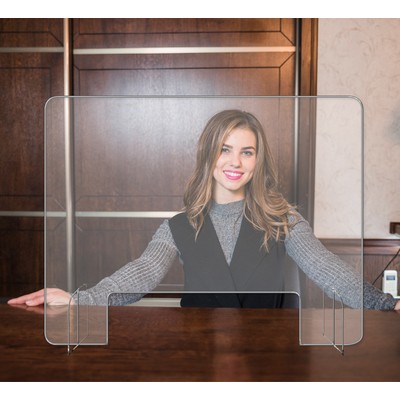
[212,127,257,204]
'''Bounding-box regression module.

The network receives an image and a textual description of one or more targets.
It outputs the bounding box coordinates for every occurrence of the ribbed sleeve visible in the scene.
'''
[77,219,178,305]
[285,212,397,310]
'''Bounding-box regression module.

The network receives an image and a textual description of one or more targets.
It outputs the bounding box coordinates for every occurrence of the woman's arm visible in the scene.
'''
[8,219,179,307]
[74,219,178,306]
[285,212,398,310]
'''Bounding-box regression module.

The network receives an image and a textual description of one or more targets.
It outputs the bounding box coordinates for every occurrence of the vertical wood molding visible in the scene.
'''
[63,18,77,292]
[295,19,318,223]
[63,18,73,96]
[299,18,319,96]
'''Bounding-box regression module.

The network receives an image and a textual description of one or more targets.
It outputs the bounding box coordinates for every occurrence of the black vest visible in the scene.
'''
[169,212,286,308]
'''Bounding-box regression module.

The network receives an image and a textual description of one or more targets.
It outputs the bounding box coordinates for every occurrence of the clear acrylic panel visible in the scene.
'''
[299,96,363,349]
[44,96,363,353]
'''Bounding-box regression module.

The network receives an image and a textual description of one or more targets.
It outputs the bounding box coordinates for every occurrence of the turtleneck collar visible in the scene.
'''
[209,199,245,217]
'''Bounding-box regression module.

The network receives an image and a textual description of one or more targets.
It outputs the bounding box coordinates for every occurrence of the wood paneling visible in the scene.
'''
[73,18,295,48]
[75,18,284,34]
[71,18,298,204]
[364,239,400,289]
[0,53,63,211]
[1,18,320,298]
[0,19,63,47]
[73,18,296,97]
[74,52,293,69]
[76,68,283,96]
[68,19,300,294]
[75,31,294,48]
[0,217,44,294]
[0,19,64,297]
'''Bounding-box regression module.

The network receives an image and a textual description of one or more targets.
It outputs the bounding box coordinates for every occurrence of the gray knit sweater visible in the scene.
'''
[78,200,397,310]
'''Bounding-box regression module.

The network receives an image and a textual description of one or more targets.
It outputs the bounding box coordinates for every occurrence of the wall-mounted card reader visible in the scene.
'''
[382,270,398,297]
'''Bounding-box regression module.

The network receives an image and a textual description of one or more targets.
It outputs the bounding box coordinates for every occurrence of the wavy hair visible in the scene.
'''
[183,109,296,249]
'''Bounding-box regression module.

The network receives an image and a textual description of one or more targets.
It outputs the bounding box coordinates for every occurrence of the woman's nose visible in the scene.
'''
[229,152,241,167]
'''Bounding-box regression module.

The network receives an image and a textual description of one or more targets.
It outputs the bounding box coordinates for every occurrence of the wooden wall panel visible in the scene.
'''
[1,18,323,299]
[74,18,283,34]
[69,18,299,293]
[76,68,282,96]
[0,53,63,211]
[0,217,43,296]
[73,18,296,98]
[73,18,293,48]
[0,19,64,298]
[74,52,293,70]
[364,239,400,289]
[0,19,63,47]
[72,18,297,206]
[75,31,294,48]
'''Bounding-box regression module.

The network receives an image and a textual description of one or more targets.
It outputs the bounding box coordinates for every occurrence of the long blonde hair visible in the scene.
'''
[183,109,295,249]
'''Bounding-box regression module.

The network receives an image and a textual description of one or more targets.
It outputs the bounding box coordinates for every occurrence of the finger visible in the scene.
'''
[7,289,45,305]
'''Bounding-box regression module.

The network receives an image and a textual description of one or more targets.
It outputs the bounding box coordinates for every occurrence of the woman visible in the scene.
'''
[8,110,400,310]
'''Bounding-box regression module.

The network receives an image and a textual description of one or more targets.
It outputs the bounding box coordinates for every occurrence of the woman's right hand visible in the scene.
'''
[7,288,71,307]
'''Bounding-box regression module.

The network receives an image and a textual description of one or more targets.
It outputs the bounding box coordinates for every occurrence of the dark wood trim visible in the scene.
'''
[319,238,362,255]
[364,239,400,255]
[294,19,318,222]
[390,222,400,235]
[318,238,400,256]
[299,18,318,96]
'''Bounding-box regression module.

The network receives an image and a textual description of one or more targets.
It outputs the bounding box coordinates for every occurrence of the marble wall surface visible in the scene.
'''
[316,19,400,239]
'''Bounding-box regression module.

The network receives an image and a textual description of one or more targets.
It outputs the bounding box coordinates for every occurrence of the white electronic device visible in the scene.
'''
[382,270,398,297]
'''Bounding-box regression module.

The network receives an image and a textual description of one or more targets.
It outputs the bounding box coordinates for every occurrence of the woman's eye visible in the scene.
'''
[221,147,230,153]
[242,151,254,157]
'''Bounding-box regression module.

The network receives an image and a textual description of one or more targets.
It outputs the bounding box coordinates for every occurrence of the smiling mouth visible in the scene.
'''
[223,170,244,180]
